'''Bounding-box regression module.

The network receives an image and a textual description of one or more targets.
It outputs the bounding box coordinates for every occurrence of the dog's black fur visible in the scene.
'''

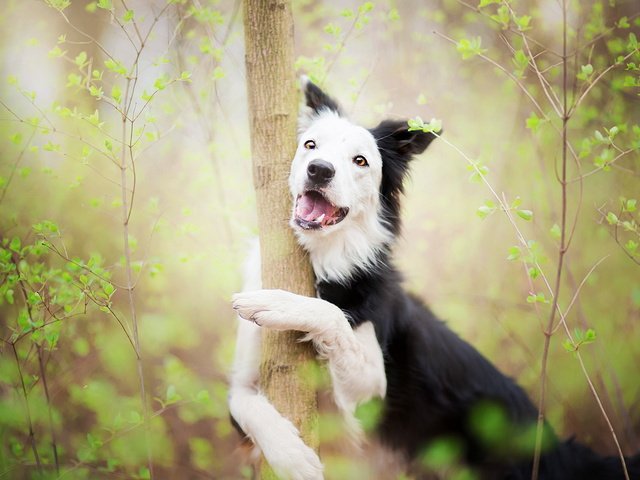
[305,83,640,479]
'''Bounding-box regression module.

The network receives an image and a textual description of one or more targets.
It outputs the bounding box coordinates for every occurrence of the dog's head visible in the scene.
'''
[289,77,438,281]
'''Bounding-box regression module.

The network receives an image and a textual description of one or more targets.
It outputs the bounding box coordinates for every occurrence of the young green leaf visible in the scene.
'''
[517,209,533,221]
[456,37,487,60]
[606,212,619,225]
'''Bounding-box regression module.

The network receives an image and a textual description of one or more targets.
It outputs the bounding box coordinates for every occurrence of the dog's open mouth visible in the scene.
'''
[294,191,348,230]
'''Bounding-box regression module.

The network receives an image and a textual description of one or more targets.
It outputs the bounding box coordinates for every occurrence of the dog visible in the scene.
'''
[229,78,640,479]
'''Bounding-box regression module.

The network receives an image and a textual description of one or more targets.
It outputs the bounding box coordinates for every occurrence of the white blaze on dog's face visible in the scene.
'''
[289,111,383,232]
[288,78,437,282]
[287,79,393,283]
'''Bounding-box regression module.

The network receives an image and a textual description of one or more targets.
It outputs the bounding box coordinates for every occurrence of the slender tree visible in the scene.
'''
[243,0,320,477]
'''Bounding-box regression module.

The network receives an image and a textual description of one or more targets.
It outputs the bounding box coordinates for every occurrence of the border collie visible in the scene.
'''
[228,78,639,480]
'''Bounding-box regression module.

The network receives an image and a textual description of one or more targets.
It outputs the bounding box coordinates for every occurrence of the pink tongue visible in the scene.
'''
[296,193,333,221]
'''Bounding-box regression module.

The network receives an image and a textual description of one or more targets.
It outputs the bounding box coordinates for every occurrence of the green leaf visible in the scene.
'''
[66,73,82,87]
[48,46,66,58]
[96,0,112,9]
[195,390,210,403]
[526,293,548,304]
[583,328,597,343]
[86,433,102,449]
[128,411,141,424]
[490,5,510,29]
[593,129,608,144]
[577,64,593,81]
[324,23,342,36]
[153,74,169,91]
[104,282,115,296]
[111,84,122,103]
[624,198,637,212]
[617,16,630,29]
[550,223,561,239]
[166,384,182,405]
[512,49,528,77]
[9,237,21,252]
[515,15,531,31]
[104,58,127,76]
[456,36,487,60]
[138,467,151,480]
[123,9,134,22]
[89,85,103,98]
[606,212,619,225]
[517,209,533,221]
[211,66,225,81]
[44,0,71,11]
[75,51,87,67]
[359,2,374,14]
[507,246,521,261]
[407,117,442,134]
[526,112,544,133]
[477,205,494,219]
[594,148,613,170]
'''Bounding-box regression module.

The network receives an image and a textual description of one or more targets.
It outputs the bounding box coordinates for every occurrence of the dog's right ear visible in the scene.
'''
[301,75,342,115]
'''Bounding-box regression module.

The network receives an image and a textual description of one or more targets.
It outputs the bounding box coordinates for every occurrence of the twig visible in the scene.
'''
[433,30,549,121]
[119,73,154,478]
[530,1,570,475]
[0,128,37,205]
[37,345,60,475]
[11,344,42,474]
[569,49,639,118]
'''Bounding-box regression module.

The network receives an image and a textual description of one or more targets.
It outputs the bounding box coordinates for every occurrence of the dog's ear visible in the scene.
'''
[370,119,439,234]
[370,119,438,157]
[301,75,341,115]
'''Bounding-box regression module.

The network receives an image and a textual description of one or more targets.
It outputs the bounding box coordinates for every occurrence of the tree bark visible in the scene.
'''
[243,1,319,478]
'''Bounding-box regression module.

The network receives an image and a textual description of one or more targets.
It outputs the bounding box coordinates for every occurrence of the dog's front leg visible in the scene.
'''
[228,318,323,480]
[233,289,387,435]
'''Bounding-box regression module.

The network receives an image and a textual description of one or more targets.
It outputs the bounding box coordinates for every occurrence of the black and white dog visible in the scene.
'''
[229,79,639,479]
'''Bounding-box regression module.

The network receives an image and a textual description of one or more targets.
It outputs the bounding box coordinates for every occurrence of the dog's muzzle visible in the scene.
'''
[294,190,348,230]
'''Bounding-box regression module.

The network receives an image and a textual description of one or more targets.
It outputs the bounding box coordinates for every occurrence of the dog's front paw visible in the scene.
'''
[262,422,323,480]
[261,433,323,480]
[232,289,311,331]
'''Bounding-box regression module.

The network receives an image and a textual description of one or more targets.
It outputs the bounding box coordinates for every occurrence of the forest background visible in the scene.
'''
[0,0,639,478]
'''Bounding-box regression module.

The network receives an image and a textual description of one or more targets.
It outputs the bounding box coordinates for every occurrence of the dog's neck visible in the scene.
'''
[295,212,393,284]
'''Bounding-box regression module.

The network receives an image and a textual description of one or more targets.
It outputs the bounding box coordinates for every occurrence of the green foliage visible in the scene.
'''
[408,116,443,134]
[563,328,597,353]
[456,36,487,59]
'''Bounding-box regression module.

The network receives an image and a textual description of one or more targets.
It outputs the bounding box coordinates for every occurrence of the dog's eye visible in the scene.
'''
[304,140,316,150]
[353,155,369,167]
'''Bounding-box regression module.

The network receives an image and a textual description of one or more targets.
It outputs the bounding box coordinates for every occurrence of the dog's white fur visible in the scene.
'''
[290,110,392,283]
[230,250,387,479]
[229,106,392,479]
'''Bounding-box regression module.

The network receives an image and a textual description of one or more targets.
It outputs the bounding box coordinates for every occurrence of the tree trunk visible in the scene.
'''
[243,1,319,478]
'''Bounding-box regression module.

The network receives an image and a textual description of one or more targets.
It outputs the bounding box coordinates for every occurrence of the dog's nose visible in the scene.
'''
[307,160,335,184]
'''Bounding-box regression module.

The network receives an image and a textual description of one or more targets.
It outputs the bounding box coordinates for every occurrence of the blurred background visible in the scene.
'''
[0,0,638,478]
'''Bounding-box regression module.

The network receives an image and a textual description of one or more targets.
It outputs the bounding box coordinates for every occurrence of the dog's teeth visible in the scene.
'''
[316,213,326,223]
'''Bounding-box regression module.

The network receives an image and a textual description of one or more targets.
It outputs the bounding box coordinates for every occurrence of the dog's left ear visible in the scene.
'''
[370,119,439,234]
[369,119,438,157]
